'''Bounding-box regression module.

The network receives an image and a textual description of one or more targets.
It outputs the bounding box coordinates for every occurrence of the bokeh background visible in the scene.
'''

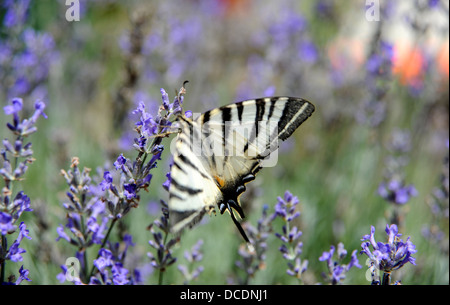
[0,0,448,284]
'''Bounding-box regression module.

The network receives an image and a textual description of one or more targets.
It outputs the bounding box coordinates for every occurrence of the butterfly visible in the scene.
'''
[167,96,315,242]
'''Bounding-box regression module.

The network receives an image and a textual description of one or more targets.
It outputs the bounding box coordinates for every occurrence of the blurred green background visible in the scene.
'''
[0,0,448,284]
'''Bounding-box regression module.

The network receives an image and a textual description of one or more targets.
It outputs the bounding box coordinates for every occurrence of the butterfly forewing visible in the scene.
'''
[168,96,315,239]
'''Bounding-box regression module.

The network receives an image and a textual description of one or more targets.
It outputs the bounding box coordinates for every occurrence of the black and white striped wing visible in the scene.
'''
[168,97,315,240]
[168,120,221,233]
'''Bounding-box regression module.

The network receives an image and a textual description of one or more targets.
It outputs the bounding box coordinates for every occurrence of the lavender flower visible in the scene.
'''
[91,239,137,285]
[377,129,418,225]
[387,129,412,153]
[5,238,26,263]
[319,242,361,285]
[58,233,141,285]
[365,41,394,76]
[57,157,110,282]
[147,201,178,285]
[99,84,190,221]
[2,0,30,29]
[383,129,413,177]
[58,157,107,246]
[422,141,449,253]
[1,97,46,284]
[356,40,393,127]
[56,83,190,285]
[93,248,114,274]
[57,152,149,284]
[360,224,417,285]
[236,2,319,100]
[15,265,31,284]
[235,204,273,284]
[3,98,48,136]
[0,1,58,103]
[109,85,192,285]
[111,263,129,285]
[272,191,308,282]
[0,212,15,235]
[136,6,204,90]
[4,222,33,263]
[177,240,204,284]
[378,179,418,205]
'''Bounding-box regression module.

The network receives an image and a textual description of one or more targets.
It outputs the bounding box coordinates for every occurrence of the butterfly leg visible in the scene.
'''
[223,201,250,243]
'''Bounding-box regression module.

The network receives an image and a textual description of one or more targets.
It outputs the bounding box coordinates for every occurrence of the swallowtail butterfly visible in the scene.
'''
[168,96,315,242]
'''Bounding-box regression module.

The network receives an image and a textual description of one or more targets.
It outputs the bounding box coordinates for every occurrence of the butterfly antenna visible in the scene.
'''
[147,128,180,139]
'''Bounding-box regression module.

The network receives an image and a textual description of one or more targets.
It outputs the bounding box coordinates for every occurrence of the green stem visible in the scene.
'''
[1,235,6,284]
[79,214,89,283]
[83,249,88,283]
[158,267,164,285]
[88,218,118,280]
[382,272,391,285]
[157,232,169,285]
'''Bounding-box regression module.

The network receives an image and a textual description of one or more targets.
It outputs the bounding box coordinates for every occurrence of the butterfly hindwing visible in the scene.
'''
[168,96,315,240]
[168,117,221,233]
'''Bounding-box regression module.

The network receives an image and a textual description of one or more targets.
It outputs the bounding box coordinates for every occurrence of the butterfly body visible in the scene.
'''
[168,97,315,242]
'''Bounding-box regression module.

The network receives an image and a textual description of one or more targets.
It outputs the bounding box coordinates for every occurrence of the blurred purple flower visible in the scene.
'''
[2,0,30,28]
[274,190,300,221]
[160,88,170,110]
[357,40,394,127]
[56,224,71,243]
[269,9,306,44]
[355,98,387,127]
[235,204,274,284]
[162,170,171,191]
[366,41,394,76]
[1,1,58,102]
[428,0,440,8]
[272,191,308,280]
[388,129,412,153]
[177,240,204,284]
[147,228,177,269]
[298,40,319,63]
[378,179,418,205]
[3,97,23,115]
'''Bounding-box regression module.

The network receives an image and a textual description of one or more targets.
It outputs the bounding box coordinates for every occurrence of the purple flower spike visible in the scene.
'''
[319,243,361,284]
[361,224,417,277]
[3,98,23,115]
